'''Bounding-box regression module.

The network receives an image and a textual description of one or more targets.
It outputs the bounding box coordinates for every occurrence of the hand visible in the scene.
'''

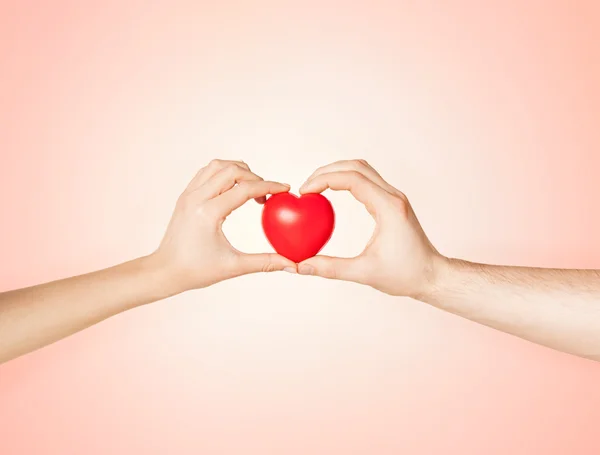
[153,159,296,292]
[297,159,444,298]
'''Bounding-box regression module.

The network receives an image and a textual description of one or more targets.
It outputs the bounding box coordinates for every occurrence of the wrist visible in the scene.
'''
[411,254,455,302]
[415,256,475,304]
[135,253,188,300]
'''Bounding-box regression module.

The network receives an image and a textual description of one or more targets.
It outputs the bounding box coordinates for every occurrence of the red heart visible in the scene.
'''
[262,192,335,263]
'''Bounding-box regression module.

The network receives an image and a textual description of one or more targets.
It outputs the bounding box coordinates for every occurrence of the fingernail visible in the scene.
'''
[283,267,297,274]
[298,264,314,275]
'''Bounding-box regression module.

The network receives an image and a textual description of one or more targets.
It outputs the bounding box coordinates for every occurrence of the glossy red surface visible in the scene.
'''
[261,192,335,263]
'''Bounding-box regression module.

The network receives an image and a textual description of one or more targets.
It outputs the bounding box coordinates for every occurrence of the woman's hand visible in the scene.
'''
[153,159,296,293]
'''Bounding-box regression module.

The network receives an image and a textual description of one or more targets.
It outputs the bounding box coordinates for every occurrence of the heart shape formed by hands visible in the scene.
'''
[262,192,335,263]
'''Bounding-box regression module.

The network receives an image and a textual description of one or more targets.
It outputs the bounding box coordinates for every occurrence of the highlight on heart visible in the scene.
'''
[261,192,335,263]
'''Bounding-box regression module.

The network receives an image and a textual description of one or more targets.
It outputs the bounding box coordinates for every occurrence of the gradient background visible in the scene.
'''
[1,1,600,454]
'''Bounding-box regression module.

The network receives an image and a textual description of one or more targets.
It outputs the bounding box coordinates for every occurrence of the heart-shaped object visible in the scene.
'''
[262,192,335,263]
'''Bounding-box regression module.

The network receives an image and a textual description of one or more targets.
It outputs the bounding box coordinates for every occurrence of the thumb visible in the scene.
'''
[238,253,297,275]
[298,256,363,282]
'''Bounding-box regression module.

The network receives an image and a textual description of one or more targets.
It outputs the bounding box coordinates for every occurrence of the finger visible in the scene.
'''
[298,255,365,282]
[213,180,291,217]
[236,253,297,275]
[194,164,264,202]
[301,159,394,194]
[299,170,388,217]
[185,159,251,193]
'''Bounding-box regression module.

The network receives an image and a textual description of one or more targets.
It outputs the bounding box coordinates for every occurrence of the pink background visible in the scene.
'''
[1,1,600,453]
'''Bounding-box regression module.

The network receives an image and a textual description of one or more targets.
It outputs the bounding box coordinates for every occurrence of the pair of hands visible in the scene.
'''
[153,159,444,298]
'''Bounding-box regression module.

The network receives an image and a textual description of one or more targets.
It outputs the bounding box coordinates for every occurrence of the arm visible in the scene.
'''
[427,261,600,360]
[0,256,176,364]
[298,159,600,361]
[0,159,295,364]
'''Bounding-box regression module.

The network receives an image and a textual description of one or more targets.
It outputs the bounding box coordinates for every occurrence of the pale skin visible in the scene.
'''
[1,159,599,365]
[0,159,296,364]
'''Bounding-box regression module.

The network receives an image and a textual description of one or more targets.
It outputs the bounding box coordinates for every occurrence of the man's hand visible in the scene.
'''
[299,159,600,361]
[297,159,443,298]
[153,159,296,292]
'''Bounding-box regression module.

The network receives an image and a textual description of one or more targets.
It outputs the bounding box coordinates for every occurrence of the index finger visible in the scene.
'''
[185,159,251,193]
[299,170,388,217]
[303,159,394,194]
[212,180,291,217]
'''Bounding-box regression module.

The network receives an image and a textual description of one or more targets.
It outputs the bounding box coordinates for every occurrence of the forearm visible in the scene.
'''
[420,258,600,360]
[0,159,294,365]
[0,254,180,364]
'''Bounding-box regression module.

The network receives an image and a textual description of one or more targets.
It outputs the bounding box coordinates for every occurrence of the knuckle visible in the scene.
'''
[176,194,190,210]
[390,193,409,215]
[224,162,238,172]
[208,158,223,168]
[177,191,196,208]
[346,160,360,171]
[194,165,208,176]
[351,158,369,168]
[222,163,242,178]
[195,203,217,220]
[346,170,367,183]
